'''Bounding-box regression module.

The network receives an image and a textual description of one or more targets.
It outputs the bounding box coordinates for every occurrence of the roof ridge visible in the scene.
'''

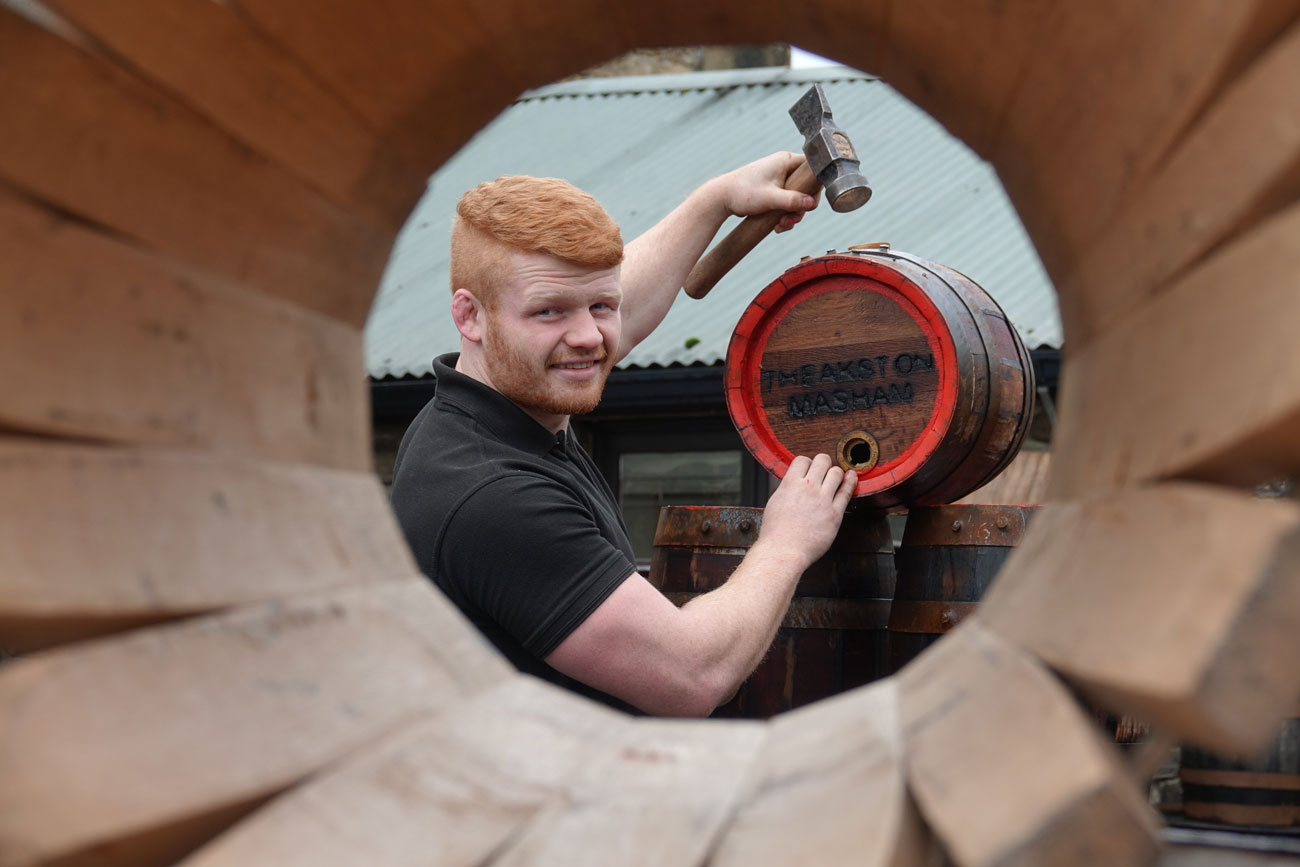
[516,65,879,102]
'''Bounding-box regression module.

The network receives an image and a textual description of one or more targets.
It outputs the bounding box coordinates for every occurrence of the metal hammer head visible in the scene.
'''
[789,84,872,213]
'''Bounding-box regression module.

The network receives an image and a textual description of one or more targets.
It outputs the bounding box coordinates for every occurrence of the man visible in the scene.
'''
[391,152,857,717]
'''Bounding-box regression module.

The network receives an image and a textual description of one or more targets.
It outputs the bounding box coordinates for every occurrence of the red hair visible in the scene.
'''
[450,176,624,308]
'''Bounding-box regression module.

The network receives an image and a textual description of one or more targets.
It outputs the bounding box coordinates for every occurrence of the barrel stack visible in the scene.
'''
[718,247,1241,830]
[699,246,1040,693]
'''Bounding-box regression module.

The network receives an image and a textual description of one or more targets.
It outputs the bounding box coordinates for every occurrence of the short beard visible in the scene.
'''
[483,319,613,418]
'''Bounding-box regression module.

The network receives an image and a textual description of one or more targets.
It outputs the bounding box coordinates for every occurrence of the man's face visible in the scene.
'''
[480,250,622,429]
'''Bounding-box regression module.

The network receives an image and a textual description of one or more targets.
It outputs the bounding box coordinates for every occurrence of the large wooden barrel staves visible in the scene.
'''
[726,247,1035,509]
[1180,717,1300,827]
[649,505,895,718]
[888,503,1037,673]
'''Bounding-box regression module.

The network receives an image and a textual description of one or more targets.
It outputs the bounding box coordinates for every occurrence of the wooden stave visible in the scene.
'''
[862,254,990,508]
[888,504,1038,673]
[904,257,1037,504]
[862,253,1005,507]
[853,252,1036,507]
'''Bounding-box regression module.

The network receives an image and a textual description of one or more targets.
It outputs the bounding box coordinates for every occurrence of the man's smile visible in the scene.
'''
[549,356,607,381]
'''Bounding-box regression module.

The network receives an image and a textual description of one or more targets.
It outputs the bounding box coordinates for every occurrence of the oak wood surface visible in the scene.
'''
[234,0,626,174]
[1049,201,1300,497]
[1181,722,1300,826]
[756,284,943,467]
[650,505,895,716]
[39,0,428,229]
[0,439,414,652]
[990,1,1300,287]
[0,188,369,469]
[181,678,621,867]
[888,505,1036,673]
[0,7,394,325]
[899,621,1160,867]
[977,483,1300,755]
[729,253,1032,508]
[918,261,1034,499]
[491,716,764,867]
[956,449,1051,506]
[0,578,512,867]
[1059,16,1300,350]
[711,679,941,866]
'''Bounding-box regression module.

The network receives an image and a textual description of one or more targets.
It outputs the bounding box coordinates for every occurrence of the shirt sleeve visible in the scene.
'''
[438,472,636,658]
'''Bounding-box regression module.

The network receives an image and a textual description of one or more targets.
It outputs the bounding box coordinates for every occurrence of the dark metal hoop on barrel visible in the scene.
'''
[725,247,1035,509]
[887,503,1037,674]
[1180,716,1300,827]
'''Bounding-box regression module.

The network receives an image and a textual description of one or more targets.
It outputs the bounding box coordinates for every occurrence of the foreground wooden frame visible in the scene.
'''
[2,2,1299,865]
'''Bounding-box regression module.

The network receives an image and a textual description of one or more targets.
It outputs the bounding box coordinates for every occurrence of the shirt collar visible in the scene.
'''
[431,353,568,457]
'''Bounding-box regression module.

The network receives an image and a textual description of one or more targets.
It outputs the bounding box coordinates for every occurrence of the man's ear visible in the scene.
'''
[451,289,485,343]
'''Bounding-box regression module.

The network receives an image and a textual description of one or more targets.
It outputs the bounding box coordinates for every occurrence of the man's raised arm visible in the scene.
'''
[616,151,818,360]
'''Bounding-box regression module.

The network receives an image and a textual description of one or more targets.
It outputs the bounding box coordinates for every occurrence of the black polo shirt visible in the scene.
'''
[390,353,639,712]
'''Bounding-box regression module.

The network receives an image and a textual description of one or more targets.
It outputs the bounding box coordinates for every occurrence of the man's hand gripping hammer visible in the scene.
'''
[683,84,872,299]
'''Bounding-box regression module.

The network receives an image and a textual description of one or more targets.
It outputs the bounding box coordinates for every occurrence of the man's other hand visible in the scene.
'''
[757,454,857,572]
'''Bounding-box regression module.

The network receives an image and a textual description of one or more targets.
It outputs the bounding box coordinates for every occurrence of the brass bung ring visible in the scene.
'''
[835,430,880,472]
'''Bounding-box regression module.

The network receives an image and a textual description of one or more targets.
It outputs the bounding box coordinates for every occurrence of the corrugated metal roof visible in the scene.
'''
[365,66,1061,380]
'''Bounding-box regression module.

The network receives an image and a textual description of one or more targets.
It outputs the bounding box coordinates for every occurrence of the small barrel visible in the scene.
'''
[887,503,1036,673]
[725,247,1034,509]
[1180,718,1300,827]
[649,504,895,718]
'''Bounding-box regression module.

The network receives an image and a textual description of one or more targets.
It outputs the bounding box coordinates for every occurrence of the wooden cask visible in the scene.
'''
[725,247,1035,509]
[649,505,895,718]
[891,503,1153,755]
[1180,717,1300,827]
[888,504,1037,673]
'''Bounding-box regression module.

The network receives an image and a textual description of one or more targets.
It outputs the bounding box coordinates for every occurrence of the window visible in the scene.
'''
[577,411,770,571]
[618,450,744,561]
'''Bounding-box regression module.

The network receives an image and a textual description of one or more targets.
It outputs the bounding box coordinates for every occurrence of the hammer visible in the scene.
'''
[683,84,872,299]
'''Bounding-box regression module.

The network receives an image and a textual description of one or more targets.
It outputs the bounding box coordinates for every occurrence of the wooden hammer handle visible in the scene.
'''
[683,161,820,300]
